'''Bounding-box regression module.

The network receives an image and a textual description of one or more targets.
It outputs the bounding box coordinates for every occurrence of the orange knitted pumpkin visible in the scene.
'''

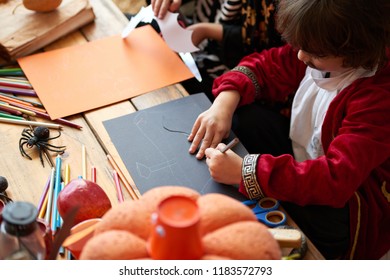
[79,186,282,260]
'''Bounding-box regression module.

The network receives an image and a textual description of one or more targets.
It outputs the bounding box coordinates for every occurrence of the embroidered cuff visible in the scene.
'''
[242,154,265,200]
[231,66,261,97]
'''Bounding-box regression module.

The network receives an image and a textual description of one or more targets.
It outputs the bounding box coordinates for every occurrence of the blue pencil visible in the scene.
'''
[57,182,64,229]
[51,155,62,234]
[58,181,65,255]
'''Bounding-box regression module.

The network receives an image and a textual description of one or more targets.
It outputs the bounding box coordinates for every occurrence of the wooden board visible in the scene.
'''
[0,0,95,64]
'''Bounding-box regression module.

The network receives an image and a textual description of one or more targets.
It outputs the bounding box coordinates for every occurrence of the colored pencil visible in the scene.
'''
[0,117,63,129]
[0,104,23,116]
[91,166,97,183]
[0,94,34,107]
[55,182,64,231]
[107,154,139,200]
[51,181,59,232]
[112,170,124,203]
[51,155,62,233]
[58,182,65,255]
[0,93,46,113]
[37,172,52,215]
[44,168,56,223]
[0,112,24,120]
[82,144,87,179]
[51,117,82,130]
[0,68,24,76]
[0,76,31,84]
[0,102,36,116]
[0,92,44,108]
[4,100,82,129]
[0,95,47,114]
[0,85,37,96]
[0,78,32,89]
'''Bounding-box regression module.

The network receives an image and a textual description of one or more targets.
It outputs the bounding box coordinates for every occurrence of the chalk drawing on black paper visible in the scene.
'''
[103,93,247,200]
[131,111,189,186]
[161,115,190,136]
[136,159,177,179]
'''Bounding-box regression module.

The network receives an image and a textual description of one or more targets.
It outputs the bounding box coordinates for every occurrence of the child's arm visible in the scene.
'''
[187,23,223,46]
[213,45,307,106]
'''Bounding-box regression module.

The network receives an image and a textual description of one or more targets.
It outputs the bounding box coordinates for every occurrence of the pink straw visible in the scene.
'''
[112,170,124,203]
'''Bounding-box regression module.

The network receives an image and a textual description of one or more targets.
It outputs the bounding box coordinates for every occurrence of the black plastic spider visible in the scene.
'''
[19,126,66,167]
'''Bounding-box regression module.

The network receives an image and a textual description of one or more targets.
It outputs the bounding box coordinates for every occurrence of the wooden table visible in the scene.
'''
[0,0,324,260]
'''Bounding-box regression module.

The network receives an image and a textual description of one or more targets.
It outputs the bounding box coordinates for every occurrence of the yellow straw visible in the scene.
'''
[64,163,70,185]
[38,192,49,219]
[44,168,56,224]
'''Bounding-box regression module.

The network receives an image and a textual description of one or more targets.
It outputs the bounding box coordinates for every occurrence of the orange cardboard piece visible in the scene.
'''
[17,26,193,119]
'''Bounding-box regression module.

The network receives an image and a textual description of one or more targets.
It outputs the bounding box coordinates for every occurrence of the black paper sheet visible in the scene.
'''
[103,93,248,201]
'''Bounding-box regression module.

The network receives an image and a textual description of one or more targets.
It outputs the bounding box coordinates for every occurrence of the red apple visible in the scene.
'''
[57,178,112,226]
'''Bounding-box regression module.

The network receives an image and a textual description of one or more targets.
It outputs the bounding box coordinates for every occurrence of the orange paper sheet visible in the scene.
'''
[17,26,193,120]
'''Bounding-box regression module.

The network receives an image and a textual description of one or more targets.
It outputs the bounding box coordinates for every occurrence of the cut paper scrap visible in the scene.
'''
[122,5,199,53]
[17,25,193,120]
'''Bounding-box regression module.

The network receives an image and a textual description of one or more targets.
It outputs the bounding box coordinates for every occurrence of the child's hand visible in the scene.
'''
[188,90,240,159]
[187,23,223,46]
[204,145,243,185]
[151,0,182,19]
[188,106,232,160]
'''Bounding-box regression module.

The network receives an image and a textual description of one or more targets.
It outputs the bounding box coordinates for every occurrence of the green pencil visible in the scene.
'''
[0,68,24,76]
[0,112,25,120]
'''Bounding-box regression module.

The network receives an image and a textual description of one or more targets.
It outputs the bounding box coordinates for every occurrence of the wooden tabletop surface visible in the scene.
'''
[0,0,324,260]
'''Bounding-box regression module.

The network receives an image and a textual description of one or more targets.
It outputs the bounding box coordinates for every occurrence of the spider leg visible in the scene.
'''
[42,150,54,168]
[38,149,45,167]
[19,141,32,160]
[38,142,66,152]
[21,130,34,138]
[45,131,62,141]
[19,137,29,144]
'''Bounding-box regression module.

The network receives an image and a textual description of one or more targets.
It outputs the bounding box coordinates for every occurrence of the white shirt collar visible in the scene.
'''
[310,67,376,91]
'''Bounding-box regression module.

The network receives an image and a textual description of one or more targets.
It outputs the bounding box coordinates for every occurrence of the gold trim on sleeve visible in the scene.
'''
[381,181,390,203]
[231,66,261,97]
[349,192,361,259]
[242,154,265,200]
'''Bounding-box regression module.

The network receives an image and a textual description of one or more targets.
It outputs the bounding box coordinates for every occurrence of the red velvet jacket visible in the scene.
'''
[212,45,390,259]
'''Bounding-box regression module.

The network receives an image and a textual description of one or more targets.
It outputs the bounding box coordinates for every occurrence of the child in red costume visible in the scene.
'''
[188,0,390,259]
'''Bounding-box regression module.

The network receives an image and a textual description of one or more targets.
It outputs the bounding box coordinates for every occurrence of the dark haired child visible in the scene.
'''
[188,0,390,259]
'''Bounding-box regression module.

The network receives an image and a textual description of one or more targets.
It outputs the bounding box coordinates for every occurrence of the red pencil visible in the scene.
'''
[0,103,23,116]
[0,79,32,89]
[4,101,82,129]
